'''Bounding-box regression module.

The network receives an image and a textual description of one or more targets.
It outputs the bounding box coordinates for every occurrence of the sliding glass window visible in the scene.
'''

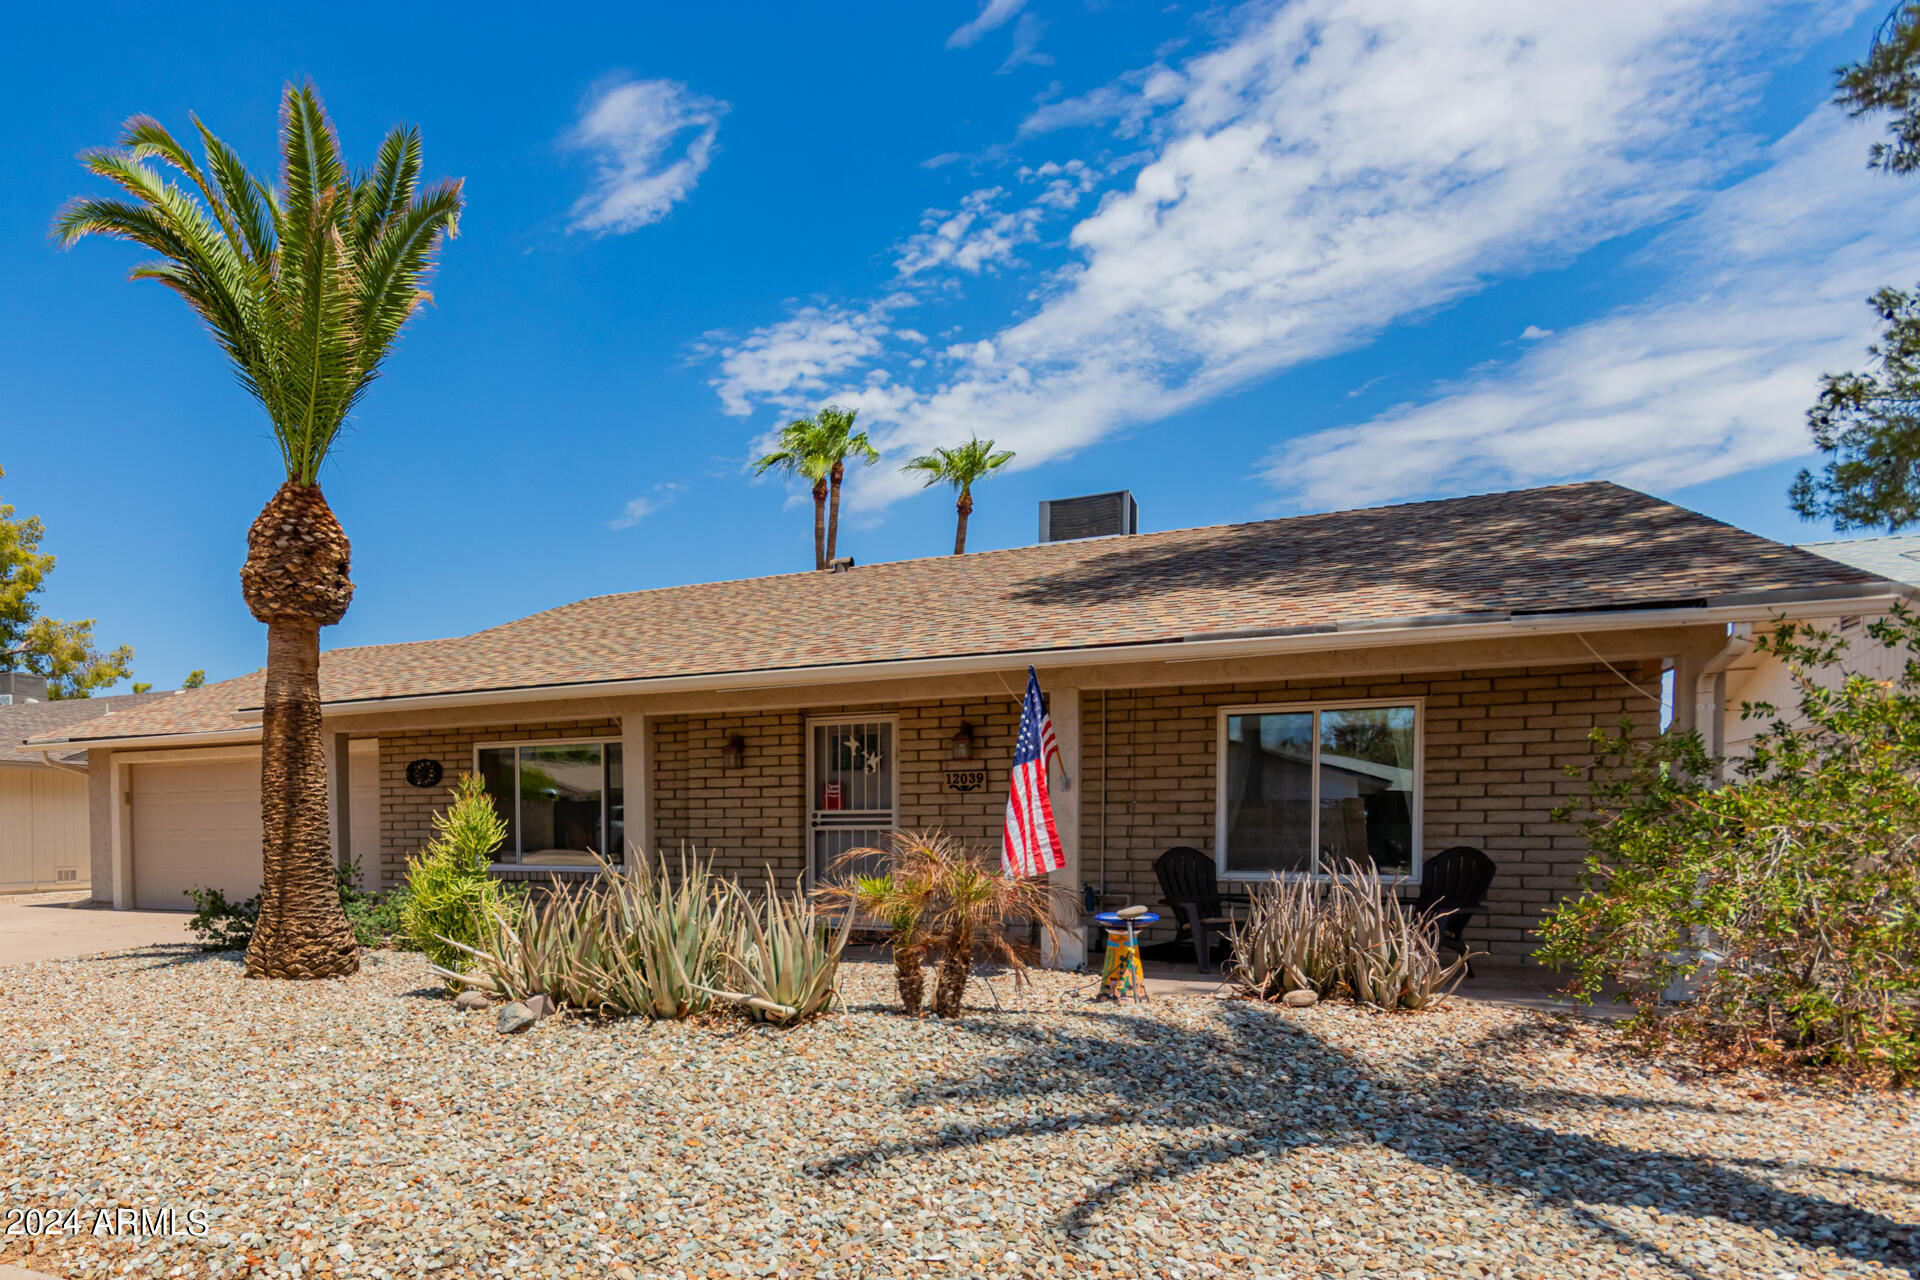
[1219,703,1418,880]
[475,741,625,867]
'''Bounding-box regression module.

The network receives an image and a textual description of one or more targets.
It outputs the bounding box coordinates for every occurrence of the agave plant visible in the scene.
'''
[434,852,739,1019]
[722,878,851,1026]
[1229,861,1469,1011]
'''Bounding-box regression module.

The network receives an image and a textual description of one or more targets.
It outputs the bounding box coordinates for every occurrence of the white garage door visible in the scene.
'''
[132,758,261,911]
[130,743,382,910]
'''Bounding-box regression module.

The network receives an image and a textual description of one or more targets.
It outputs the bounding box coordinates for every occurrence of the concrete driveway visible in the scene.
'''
[0,891,192,966]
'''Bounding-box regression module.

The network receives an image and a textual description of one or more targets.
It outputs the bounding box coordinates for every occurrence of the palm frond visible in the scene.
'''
[58,84,464,487]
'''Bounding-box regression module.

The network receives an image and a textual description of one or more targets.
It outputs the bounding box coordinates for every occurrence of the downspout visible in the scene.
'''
[1698,623,1756,763]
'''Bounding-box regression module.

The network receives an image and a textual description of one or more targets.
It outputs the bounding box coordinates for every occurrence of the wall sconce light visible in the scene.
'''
[721,734,746,769]
[950,723,976,760]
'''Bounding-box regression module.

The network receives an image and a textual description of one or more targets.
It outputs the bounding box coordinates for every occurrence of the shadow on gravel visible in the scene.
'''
[819,1002,1917,1276]
[66,942,226,971]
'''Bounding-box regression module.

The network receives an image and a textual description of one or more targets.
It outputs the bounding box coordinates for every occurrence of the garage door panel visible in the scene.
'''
[132,760,260,910]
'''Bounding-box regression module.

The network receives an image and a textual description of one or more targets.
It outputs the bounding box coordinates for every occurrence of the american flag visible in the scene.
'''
[1002,666,1065,878]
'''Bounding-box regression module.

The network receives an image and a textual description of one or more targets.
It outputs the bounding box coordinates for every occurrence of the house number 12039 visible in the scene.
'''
[944,769,985,793]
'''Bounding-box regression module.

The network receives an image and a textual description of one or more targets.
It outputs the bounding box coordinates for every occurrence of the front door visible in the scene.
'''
[807,717,897,887]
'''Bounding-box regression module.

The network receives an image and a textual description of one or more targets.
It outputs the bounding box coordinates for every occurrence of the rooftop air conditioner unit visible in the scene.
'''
[1038,490,1138,543]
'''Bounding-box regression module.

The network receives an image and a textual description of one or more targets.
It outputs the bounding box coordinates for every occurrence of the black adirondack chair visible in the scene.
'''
[1153,846,1250,972]
[1411,845,1496,976]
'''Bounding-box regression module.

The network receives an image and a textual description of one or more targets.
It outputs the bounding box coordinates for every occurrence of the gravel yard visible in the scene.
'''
[2,945,1914,1280]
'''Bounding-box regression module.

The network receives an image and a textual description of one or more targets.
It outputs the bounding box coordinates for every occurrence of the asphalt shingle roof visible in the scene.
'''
[1799,535,1920,588]
[3,691,173,762]
[36,482,1886,746]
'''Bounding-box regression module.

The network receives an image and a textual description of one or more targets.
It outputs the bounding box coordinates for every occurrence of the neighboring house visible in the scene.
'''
[0,677,167,893]
[33,482,1908,965]
[1713,534,1920,757]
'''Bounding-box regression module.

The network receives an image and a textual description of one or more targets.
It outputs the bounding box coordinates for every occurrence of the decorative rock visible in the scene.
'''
[525,993,557,1020]
[453,990,489,1011]
[1283,989,1319,1007]
[496,1001,537,1034]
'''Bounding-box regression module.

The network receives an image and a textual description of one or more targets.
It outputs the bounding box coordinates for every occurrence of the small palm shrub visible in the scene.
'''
[818,867,929,1014]
[1231,862,1467,1011]
[400,773,513,980]
[832,830,1060,1019]
[724,879,851,1025]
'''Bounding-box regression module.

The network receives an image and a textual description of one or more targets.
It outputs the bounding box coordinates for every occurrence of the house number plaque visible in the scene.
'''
[944,769,985,793]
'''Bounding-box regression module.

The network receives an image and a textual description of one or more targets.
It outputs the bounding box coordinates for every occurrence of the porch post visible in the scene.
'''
[622,713,653,858]
[328,731,351,872]
[1044,681,1087,969]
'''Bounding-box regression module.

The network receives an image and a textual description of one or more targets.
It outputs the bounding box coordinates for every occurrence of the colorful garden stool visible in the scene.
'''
[1093,910,1156,1003]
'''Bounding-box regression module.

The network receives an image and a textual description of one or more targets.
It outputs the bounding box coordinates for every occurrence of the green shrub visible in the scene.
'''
[185,857,404,952]
[1538,609,1920,1081]
[1229,862,1466,1010]
[183,886,259,951]
[399,772,512,980]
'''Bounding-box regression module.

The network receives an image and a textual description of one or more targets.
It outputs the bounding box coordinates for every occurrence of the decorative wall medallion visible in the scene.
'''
[405,758,444,789]
[945,769,986,793]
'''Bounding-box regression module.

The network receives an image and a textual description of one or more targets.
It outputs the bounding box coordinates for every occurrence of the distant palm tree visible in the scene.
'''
[815,405,879,566]
[753,419,835,569]
[755,405,879,569]
[57,84,462,979]
[902,437,1015,554]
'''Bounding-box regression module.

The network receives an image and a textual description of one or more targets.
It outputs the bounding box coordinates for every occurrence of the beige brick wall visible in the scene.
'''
[378,717,621,889]
[1080,663,1662,963]
[650,696,1027,892]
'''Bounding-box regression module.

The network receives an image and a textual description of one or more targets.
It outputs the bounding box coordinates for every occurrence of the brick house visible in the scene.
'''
[35,482,1906,966]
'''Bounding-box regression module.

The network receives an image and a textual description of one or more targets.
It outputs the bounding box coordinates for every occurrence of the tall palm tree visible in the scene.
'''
[57,85,462,980]
[810,405,879,566]
[754,405,878,569]
[753,419,834,569]
[901,436,1015,554]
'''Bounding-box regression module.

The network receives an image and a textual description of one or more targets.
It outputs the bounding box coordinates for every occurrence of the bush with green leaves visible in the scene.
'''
[1538,608,1920,1080]
[186,857,411,952]
[183,886,260,951]
[399,772,514,979]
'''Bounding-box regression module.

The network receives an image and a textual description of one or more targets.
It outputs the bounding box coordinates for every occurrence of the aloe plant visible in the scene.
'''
[721,878,851,1026]
[1229,861,1468,1011]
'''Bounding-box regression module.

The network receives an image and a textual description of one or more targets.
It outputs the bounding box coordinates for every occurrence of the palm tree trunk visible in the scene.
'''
[811,477,828,570]
[239,482,358,980]
[826,460,845,565]
[934,921,973,1017]
[953,491,973,555]
[893,939,926,1015]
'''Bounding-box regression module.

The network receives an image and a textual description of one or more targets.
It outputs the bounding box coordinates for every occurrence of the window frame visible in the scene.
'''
[1214,697,1425,884]
[472,737,625,869]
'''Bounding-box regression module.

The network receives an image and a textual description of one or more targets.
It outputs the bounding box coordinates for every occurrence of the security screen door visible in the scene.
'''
[807,717,896,887]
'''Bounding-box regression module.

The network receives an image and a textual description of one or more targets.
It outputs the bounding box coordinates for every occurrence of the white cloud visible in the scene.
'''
[1000,13,1054,72]
[894,188,1045,279]
[608,481,686,530]
[607,497,657,529]
[1262,111,1920,510]
[706,302,899,416]
[564,77,726,234]
[711,0,1870,512]
[1519,325,1554,341]
[948,0,1025,50]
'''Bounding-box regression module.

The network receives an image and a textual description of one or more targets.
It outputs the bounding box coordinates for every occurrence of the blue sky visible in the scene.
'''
[0,1,1911,691]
